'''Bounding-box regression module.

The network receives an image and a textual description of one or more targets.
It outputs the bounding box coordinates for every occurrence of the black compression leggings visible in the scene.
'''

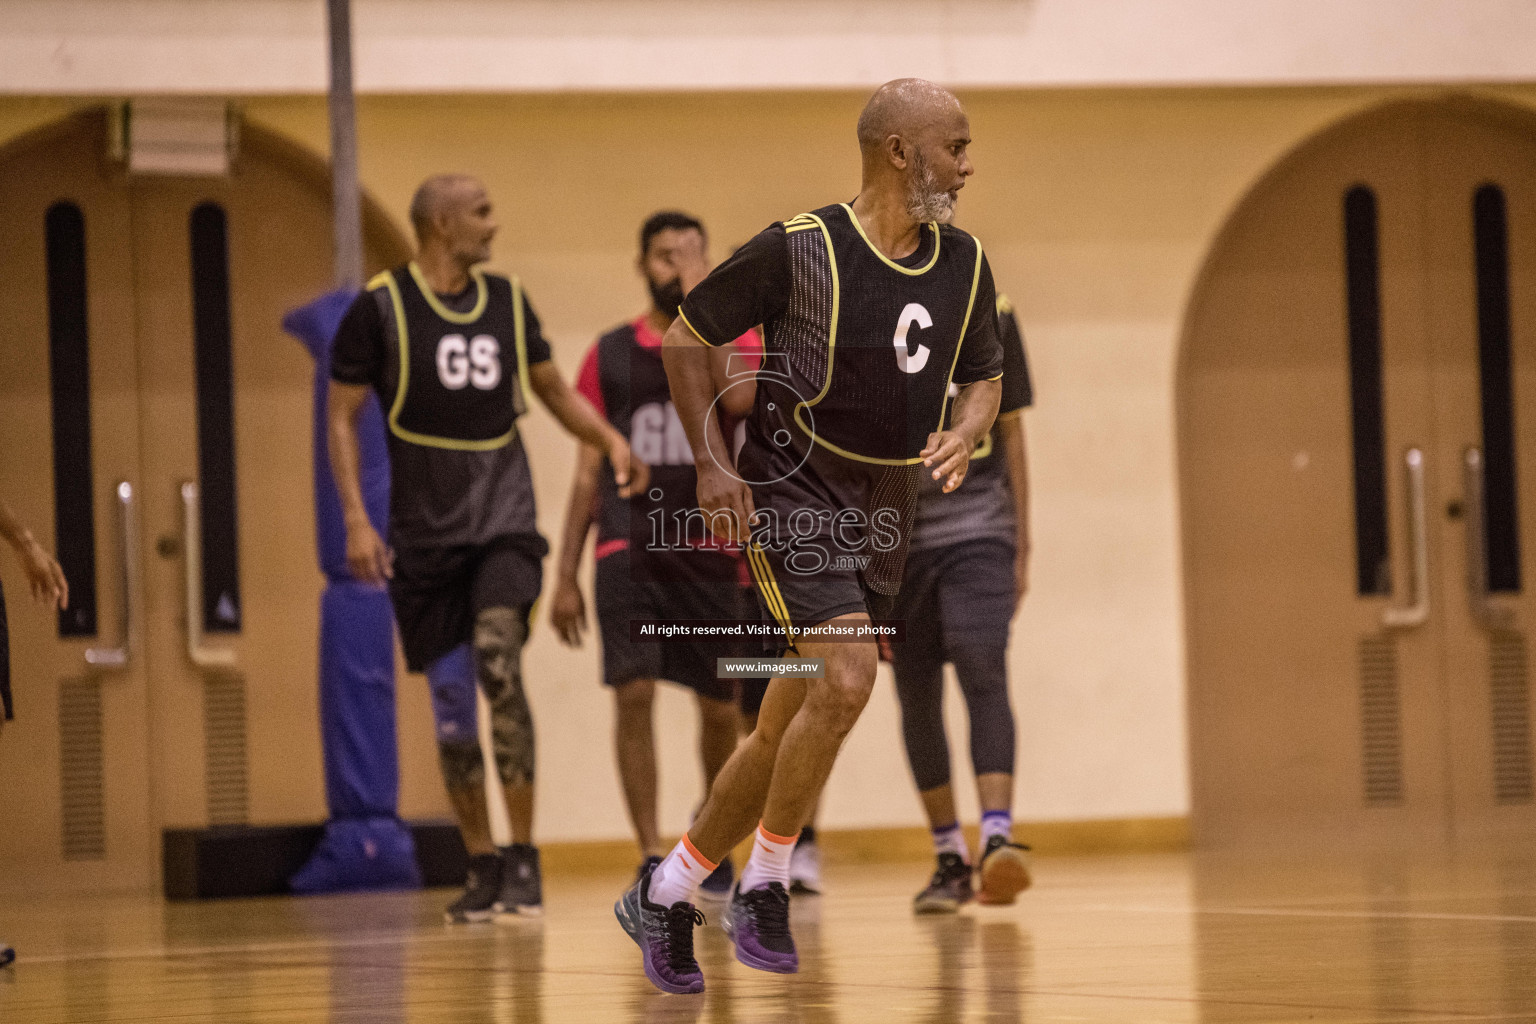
[894,641,1016,792]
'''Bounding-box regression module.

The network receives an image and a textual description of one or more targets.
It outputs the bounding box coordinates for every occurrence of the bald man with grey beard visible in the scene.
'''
[614,79,1005,994]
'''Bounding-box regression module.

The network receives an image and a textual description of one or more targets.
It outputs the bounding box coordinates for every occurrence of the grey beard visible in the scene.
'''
[905,155,957,224]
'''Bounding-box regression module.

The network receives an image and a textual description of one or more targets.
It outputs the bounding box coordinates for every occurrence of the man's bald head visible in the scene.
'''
[856,78,964,153]
[854,79,974,225]
[409,173,484,241]
[409,173,498,267]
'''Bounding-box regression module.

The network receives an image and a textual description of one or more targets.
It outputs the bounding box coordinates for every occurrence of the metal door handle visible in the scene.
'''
[1383,448,1430,629]
[86,482,137,669]
[181,482,236,668]
[1462,448,1515,631]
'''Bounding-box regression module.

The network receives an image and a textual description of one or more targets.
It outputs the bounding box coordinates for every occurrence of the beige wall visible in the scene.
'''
[6,0,1536,93]
[6,84,1535,843]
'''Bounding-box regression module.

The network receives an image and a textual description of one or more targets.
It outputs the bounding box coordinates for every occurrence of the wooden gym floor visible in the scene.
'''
[2,848,1535,1022]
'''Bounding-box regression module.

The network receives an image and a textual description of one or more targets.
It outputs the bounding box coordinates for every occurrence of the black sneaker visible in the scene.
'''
[634,854,663,888]
[913,852,973,915]
[496,843,543,916]
[0,943,14,968]
[722,882,798,973]
[445,853,502,923]
[975,834,1032,905]
[698,855,734,900]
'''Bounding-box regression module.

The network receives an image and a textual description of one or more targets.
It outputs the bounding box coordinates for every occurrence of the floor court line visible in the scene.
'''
[1105,903,1536,924]
[15,927,494,966]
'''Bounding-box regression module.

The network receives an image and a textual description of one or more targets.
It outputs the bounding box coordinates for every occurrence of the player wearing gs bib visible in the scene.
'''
[615,80,1003,995]
[891,293,1036,913]
[549,212,760,896]
[330,174,643,923]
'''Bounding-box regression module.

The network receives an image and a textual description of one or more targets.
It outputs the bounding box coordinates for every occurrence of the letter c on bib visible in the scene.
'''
[893,303,932,374]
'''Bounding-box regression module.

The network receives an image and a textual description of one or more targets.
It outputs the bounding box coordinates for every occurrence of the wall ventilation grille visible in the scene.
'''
[1360,635,1404,806]
[204,672,249,826]
[1489,633,1533,805]
[58,678,105,860]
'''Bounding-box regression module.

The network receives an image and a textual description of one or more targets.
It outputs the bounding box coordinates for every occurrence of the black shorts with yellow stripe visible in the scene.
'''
[739,436,902,657]
[746,541,895,657]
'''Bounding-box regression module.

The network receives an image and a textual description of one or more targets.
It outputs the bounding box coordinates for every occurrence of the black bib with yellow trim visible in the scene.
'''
[376,262,530,451]
[592,323,701,549]
[766,203,985,465]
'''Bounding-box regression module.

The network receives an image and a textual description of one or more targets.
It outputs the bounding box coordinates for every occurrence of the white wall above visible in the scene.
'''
[2,0,1534,95]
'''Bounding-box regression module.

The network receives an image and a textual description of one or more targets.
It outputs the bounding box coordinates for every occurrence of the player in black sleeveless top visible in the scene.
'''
[330,175,645,922]
[893,293,1036,913]
[615,79,1005,994]
[549,212,761,896]
[1,492,69,968]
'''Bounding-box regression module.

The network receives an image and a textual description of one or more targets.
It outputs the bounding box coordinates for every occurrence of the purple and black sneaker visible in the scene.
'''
[614,863,707,995]
[722,882,798,973]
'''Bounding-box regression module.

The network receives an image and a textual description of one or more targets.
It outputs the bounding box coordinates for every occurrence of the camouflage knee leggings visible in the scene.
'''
[474,606,535,787]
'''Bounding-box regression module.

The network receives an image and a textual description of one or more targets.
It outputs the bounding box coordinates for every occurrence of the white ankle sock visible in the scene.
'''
[932,822,970,864]
[647,834,716,907]
[738,823,799,892]
[981,811,1013,845]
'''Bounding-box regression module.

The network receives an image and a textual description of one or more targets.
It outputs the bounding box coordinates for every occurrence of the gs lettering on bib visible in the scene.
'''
[628,402,693,466]
[591,321,704,551]
[373,262,531,450]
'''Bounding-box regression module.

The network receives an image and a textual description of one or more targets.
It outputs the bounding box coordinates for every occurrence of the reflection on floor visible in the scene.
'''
[3,850,1535,1022]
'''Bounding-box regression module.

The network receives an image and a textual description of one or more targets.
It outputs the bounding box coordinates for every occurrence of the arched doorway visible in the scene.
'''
[0,108,411,893]
[1181,97,1536,848]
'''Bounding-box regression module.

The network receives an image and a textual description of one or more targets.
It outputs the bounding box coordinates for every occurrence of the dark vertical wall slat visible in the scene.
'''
[1344,185,1391,597]
[45,201,99,637]
[1472,184,1523,594]
[190,202,242,632]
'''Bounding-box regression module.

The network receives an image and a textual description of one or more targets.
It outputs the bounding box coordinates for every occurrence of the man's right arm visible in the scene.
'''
[550,442,603,647]
[664,224,790,541]
[327,382,392,585]
[709,329,760,419]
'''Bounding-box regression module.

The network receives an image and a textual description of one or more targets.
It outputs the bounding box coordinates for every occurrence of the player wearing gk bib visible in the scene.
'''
[614,79,1003,994]
[891,294,1036,913]
[549,212,760,897]
[330,175,644,923]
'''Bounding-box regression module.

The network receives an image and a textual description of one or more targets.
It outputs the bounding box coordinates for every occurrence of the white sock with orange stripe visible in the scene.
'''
[647,833,717,908]
[738,822,800,893]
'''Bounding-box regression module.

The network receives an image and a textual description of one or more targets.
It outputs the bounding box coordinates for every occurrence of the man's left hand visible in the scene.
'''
[920,430,974,493]
[672,231,710,295]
